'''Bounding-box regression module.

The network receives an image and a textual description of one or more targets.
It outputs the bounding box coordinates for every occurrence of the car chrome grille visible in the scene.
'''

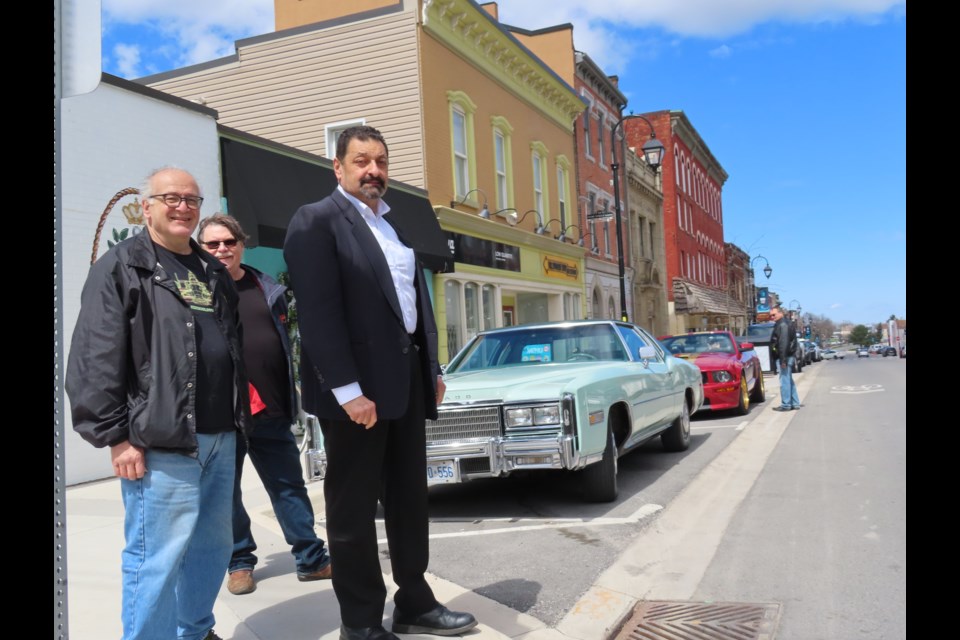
[426,406,501,444]
[504,423,562,438]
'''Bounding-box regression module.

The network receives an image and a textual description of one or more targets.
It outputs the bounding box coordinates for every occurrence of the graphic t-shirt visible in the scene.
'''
[154,243,235,434]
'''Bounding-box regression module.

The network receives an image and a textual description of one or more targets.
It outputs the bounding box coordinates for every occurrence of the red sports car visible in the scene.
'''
[658,331,765,415]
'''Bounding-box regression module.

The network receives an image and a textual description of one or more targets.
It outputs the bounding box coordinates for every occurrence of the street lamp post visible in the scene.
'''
[610,112,665,322]
[749,254,773,323]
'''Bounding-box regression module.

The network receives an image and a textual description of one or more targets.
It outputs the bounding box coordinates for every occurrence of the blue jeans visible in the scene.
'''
[120,431,236,640]
[777,356,801,409]
[231,415,329,575]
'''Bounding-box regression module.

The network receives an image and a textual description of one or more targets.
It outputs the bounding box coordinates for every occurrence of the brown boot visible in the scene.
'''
[227,569,256,595]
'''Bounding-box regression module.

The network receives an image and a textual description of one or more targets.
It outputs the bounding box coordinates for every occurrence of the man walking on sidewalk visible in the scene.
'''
[770,305,801,411]
[198,213,332,595]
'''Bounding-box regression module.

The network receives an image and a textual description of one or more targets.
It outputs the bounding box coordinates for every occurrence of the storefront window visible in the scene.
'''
[464,282,480,342]
[563,292,581,320]
[482,284,496,330]
[445,280,463,356]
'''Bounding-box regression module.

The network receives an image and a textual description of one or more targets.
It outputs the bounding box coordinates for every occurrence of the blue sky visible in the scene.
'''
[99,0,906,327]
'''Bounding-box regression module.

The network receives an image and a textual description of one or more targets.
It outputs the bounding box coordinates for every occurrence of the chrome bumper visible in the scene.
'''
[425,434,598,484]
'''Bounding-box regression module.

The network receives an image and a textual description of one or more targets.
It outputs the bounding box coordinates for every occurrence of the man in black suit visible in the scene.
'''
[283,126,477,640]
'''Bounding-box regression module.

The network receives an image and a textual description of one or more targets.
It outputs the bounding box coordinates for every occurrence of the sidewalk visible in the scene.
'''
[65,368,814,640]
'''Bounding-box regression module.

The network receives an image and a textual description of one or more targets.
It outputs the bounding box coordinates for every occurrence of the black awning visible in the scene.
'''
[219,133,454,273]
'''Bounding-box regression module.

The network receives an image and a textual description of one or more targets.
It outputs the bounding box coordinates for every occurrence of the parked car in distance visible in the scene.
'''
[881,346,898,357]
[798,339,816,365]
[423,320,705,502]
[821,349,844,360]
[658,331,765,416]
[793,338,806,372]
[857,347,870,358]
[868,344,883,354]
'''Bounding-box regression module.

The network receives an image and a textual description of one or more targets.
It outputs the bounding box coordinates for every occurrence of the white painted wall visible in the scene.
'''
[61,79,221,485]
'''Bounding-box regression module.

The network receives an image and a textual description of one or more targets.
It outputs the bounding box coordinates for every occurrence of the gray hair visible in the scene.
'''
[197,213,250,245]
[139,166,200,203]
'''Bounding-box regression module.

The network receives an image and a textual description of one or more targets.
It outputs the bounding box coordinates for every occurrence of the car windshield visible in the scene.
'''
[447,323,630,373]
[660,334,735,355]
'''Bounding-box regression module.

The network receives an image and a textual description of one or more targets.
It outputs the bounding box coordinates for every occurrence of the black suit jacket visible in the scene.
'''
[283,189,441,422]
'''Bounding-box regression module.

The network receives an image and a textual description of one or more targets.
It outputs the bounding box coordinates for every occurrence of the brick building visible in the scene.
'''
[625,110,741,333]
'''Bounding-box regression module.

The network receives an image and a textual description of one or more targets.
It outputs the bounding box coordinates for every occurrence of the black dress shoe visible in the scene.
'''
[392,604,478,636]
[339,624,399,640]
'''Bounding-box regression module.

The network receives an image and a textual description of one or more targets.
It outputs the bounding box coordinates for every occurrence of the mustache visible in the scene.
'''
[361,177,385,188]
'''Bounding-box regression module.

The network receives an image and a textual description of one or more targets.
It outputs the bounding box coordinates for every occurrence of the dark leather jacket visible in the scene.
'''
[770,316,798,364]
[66,231,252,455]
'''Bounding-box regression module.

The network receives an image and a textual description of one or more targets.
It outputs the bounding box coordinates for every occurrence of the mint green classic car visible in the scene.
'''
[425,320,704,502]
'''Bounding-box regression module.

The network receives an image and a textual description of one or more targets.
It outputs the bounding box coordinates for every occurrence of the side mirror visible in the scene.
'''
[739,341,755,350]
[638,345,657,360]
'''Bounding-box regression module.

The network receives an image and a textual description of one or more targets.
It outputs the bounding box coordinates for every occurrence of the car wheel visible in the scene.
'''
[749,367,766,403]
[661,398,691,452]
[736,376,750,416]
[582,426,618,503]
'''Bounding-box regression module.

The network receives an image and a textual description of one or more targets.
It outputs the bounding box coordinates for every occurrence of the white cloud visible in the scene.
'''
[709,44,733,58]
[102,0,274,75]
[495,0,905,72]
[112,43,141,78]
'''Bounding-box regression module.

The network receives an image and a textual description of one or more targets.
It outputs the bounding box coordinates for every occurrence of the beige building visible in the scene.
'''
[142,0,588,362]
[624,147,669,336]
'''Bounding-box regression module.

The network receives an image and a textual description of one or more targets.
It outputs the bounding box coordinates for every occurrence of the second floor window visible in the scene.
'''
[557,164,569,228]
[453,106,469,198]
[494,130,508,209]
[532,152,544,214]
[597,113,605,165]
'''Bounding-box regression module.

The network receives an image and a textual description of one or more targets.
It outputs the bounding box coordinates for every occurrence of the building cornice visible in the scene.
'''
[575,51,627,109]
[423,0,586,131]
[669,110,728,184]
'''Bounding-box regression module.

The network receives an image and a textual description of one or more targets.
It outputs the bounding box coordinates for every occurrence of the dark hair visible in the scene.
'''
[335,125,389,162]
[197,213,250,245]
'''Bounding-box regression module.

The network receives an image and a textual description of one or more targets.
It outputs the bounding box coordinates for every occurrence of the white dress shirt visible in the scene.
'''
[332,185,418,406]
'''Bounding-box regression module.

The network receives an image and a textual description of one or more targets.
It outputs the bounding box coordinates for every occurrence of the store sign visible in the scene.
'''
[756,286,770,314]
[448,233,520,271]
[543,255,579,280]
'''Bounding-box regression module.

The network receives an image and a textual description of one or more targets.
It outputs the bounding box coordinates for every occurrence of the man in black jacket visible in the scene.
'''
[770,305,801,411]
[284,126,476,640]
[66,167,250,640]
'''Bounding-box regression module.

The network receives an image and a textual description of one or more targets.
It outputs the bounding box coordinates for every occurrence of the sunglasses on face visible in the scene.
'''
[202,239,239,250]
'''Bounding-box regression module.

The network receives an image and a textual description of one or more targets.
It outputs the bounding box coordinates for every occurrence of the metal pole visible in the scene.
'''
[610,128,628,323]
[610,151,628,322]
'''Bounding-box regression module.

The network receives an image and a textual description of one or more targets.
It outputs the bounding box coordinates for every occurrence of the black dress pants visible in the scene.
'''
[320,349,437,627]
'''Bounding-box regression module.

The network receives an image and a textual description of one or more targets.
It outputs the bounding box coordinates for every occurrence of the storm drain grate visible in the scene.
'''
[611,600,781,640]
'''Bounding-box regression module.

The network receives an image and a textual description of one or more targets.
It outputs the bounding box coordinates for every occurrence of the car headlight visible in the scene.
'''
[505,405,560,427]
[713,370,733,383]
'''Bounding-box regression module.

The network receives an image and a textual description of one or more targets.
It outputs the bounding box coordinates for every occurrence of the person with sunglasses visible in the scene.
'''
[66,168,251,640]
[197,214,332,596]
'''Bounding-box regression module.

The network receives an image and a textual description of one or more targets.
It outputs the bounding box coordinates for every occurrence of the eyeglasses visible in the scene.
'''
[150,193,204,209]
[201,239,239,250]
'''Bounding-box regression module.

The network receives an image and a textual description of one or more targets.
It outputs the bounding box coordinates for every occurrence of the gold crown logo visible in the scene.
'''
[122,201,144,225]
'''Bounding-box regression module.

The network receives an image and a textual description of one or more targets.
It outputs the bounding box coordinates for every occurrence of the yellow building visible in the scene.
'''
[143,0,588,362]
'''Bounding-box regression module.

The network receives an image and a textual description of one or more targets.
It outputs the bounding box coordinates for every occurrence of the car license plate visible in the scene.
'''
[426,461,455,485]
